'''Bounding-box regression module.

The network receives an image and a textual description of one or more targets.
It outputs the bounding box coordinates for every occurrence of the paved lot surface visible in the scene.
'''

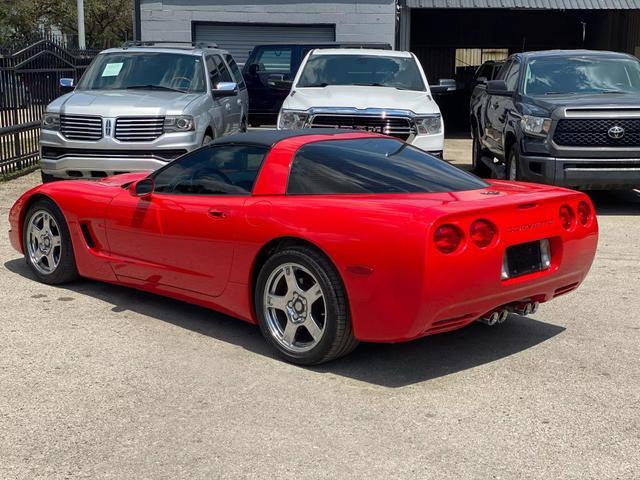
[1,140,639,479]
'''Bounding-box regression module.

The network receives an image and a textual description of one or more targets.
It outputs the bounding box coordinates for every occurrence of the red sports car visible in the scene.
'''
[9,130,598,364]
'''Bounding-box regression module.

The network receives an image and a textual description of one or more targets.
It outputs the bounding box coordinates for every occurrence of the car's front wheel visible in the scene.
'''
[507,145,520,181]
[23,198,78,284]
[255,246,358,365]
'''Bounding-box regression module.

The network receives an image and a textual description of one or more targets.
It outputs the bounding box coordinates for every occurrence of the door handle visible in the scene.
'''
[208,209,228,219]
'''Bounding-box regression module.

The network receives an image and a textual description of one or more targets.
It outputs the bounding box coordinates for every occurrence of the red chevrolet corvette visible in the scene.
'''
[9,130,598,364]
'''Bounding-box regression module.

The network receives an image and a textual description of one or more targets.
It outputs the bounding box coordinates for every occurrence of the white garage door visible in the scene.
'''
[193,23,336,65]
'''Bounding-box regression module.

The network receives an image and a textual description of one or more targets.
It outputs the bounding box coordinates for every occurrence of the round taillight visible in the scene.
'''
[434,225,463,254]
[470,219,496,248]
[559,205,575,230]
[577,201,592,226]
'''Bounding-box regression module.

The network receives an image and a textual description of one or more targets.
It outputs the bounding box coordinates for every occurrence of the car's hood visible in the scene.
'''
[285,86,439,114]
[525,92,640,115]
[47,90,201,117]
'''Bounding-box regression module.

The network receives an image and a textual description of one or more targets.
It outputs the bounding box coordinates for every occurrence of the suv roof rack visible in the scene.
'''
[121,41,219,50]
[331,42,392,50]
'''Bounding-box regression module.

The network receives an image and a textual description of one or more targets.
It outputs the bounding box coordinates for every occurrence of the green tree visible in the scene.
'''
[0,0,133,49]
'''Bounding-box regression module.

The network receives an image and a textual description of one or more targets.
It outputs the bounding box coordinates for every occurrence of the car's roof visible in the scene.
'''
[310,48,412,58]
[211,129,372,147]
[518,49,635,61]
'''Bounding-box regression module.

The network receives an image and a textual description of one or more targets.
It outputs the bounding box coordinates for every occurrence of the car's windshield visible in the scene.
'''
[297,54,426,91]
[76,52,206,93]
[523,56,640,95]
[287,138,488,194]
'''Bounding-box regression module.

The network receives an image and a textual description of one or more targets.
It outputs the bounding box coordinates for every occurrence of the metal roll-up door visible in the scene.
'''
[193,23,336,65]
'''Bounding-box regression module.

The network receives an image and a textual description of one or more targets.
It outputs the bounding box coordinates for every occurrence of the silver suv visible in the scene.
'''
[40,42,249,182]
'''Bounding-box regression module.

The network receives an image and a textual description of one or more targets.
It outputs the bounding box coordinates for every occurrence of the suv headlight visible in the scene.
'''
[41,112,60,131]
[164,115,195,132]
[415,115,442,135]
[521,115,551,137]
[278,110,309,130]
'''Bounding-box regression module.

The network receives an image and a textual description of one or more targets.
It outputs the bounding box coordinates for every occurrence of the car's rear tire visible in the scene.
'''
[23,198,78,285]
[202,133,213,146]
[255,246,358,365]
[506,145,520,181]
[472,134,492,178]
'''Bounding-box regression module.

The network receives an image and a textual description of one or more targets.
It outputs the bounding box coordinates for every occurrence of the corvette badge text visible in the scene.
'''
[506,219,554,233]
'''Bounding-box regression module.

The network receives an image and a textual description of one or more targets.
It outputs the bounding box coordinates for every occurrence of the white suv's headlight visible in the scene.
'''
[164,115,195,132]
[521,115,551,137]
[278,110,309,130]
[41,112,60,131]
[415,115,442,135]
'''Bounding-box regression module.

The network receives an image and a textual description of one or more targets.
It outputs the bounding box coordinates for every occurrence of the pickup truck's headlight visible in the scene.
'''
[521,115,551,137]
[278,110,309,130]
[164,115,195,132]
[41,112,60,131]
[415,114,442,135]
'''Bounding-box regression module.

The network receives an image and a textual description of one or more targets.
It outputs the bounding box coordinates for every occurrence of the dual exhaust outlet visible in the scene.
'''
[479,301,539,326]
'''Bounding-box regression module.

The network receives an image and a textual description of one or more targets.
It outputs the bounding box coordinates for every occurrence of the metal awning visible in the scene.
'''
[405,0,640,8]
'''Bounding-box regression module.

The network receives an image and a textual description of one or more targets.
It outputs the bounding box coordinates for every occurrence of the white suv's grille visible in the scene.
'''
[115,117,164,142]
[60,115,103,141]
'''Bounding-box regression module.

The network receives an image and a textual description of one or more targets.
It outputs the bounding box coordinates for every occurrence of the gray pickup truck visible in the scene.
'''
[470,50,640,190]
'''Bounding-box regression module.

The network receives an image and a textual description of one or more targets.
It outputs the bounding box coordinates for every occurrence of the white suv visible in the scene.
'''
[277,48,444,156]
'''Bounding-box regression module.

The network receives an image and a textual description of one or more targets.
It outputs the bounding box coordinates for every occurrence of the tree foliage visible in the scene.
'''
[0,0,133,48]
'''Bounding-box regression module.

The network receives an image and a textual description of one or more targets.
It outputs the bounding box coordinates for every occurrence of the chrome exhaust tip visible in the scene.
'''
[479,311,500,326]
[530,301,539,314]
[498,309,510,323]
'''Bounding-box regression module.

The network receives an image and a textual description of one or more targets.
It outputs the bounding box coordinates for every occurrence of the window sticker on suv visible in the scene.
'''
[102,63,123,77]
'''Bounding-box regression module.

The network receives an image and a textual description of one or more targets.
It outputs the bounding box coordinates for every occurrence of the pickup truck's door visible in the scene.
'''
[487,60,521,158]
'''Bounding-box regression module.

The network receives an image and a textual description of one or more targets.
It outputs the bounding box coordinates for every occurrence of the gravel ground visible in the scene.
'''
[1,142,639,479]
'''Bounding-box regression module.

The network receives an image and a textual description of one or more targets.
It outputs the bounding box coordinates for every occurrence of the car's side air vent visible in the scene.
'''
[80,223,96,249]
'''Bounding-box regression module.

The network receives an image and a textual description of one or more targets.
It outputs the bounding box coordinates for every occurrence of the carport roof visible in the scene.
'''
[405,0,640,8]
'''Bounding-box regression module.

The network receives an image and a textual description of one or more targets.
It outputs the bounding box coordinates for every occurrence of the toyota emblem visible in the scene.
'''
[608,125,625,139]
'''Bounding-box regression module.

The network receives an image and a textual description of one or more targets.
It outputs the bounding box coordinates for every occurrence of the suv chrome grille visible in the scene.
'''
[310,115,414,140]
[60,115,103,141]
[554,118,640,147]
[115,117,164,142]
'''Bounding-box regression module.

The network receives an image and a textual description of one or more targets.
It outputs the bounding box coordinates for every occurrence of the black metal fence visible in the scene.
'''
[0,38,98,178]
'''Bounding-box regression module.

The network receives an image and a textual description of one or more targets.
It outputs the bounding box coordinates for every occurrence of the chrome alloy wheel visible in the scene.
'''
[263,262,326,353]
[26,210,62,275]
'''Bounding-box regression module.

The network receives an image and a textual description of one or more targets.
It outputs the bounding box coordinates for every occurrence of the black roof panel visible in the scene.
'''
[211,129,368,148]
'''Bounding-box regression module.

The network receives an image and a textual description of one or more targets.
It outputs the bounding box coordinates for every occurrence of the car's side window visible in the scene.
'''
[224,54,246,89]
[206,56,222,88]
[496,60,512,81]
[153,145,269,195]
[212,55,233,83]
[505,61,521,91]
[254,47,293,74]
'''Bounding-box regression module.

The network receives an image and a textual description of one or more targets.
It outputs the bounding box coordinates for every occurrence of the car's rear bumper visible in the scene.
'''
[519,154,640,189]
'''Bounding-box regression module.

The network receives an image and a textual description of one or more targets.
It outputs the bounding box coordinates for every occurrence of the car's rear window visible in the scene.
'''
[287,138,488,195]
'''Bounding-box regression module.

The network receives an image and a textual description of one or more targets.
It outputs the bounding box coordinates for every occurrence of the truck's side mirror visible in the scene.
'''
[486,80,510,95]
[59,78,75,94]
[430,79,457,94]
[212,82,239,97]
[129,177,154,198]
[248,64,260,76]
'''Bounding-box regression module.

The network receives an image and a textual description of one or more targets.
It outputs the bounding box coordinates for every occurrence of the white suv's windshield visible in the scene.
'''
[524,56,640,96]
[297,54,426,91]
[77,52,206,93]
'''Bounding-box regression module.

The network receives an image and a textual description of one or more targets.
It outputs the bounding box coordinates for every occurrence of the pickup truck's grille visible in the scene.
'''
[554,119,640,147]
[310,115,414,140]
[115,116,164,142]
[60,115,103,141]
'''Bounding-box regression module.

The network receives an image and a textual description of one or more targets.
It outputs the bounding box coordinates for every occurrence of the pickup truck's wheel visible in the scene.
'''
[202,134,213,146]
[255,246,358,365]
[507,146,520,181]
[472,135,492,178]
[23,198,78,285]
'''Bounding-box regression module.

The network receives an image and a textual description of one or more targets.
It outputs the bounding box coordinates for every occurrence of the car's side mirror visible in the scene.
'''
[212,81,238,97]
[60,78,75,94]
[430,78,457,94]
[266,74,293,91]
[248,64,260,76]
[129,177,154,198]
[487,80,511,95]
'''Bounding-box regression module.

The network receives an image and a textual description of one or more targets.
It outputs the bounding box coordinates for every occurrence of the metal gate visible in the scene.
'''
[0,39,97,178]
